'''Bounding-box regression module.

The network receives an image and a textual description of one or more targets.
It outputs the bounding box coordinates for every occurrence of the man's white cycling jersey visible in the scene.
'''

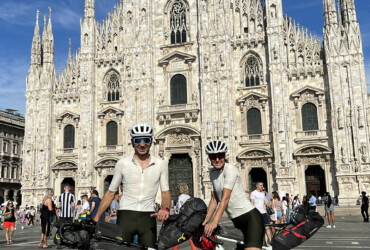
[210,163,255,219]
[109,155,169,212]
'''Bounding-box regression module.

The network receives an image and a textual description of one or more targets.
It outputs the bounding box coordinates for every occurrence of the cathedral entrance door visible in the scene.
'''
[248,168,268,192]
[104,175,113,194]
[305,165,326,197]
[61,178,75,196]
[168,154,193,203]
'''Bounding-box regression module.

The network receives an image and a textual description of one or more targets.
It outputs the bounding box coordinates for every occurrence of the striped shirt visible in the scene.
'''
[58,192,75,218]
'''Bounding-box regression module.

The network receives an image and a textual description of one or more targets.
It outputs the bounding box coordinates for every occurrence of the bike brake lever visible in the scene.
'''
[207,236,224,245]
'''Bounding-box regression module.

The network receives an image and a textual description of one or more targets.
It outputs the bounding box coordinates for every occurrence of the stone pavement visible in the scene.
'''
[0,215,369,249]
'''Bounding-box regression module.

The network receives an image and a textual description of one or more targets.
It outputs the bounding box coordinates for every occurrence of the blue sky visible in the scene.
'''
[0,0,369,115]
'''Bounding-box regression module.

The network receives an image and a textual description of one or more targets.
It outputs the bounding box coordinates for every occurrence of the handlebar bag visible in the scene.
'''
[96,222,125,243]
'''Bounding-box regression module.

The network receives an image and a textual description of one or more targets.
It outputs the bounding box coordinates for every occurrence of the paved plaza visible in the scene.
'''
[0,215,369,249]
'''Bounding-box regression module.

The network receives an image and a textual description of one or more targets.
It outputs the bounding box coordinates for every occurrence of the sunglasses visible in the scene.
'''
[209,153,225,160]
[133,137,152,145]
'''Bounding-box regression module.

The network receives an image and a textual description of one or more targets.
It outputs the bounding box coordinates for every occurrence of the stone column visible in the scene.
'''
[4,189,9,201]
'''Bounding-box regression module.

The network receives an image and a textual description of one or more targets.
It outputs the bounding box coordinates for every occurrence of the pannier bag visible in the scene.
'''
[157,197,208,250]
[290,205,309,225]
[272,210,324,250]
[54,223,91,250]
[95,222,125,243]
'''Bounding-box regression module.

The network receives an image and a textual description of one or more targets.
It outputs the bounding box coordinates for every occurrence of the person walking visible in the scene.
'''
[90,190,105,223]
[292,196,299,210]
[39,189,54,248]
[173,183,196,250]
[203,140,264,250]
[14,206,24,230]
[308,193,317,211]
[324,192,335,228]
[272,191,285,224]
[58,183,75,224]
[28,206,36,226]
[110,193,119,224]
[2,201,17,245]
[93,123,171,248]
[361,191,369,222]
[285,194,291,223]
[282,197,287,223]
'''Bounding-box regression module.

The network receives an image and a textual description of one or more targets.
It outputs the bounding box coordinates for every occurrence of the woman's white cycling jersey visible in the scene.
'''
[210,163,255,219]
[109,155,169,212]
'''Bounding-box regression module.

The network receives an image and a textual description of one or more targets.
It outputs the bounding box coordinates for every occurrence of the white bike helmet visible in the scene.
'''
[205,141,228,154]
[130,123,154,138]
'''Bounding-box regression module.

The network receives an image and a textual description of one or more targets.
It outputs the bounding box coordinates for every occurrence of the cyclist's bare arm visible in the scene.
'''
[203,191,219,225]
[156,190,171,222]
[93,190,115,222]
[211,188,231,224]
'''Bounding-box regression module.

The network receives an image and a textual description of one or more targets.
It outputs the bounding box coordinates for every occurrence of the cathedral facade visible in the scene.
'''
[22,0,370,205]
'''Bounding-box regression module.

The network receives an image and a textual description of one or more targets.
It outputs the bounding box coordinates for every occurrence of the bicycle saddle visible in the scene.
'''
[219,225,244,241]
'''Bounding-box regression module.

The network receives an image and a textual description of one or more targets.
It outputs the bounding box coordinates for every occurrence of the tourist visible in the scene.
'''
[318,195,322,205]
[2,201,17,245]
[74,200,83,221]
[173,183,196,250]
[39,189,54,248]
[282,197,287,223]
[322,193,327,217]
[308,193,317,211]
[28,206,36,226]
[110,193,119,224]
[90,190,104,222]
[292,196,299,210]
[285,193,291,223]
[271,191,285,224]
[80,195,90,218]
[324,192,335,228]
[361,191,369,222]
[203,140,264,250]
[58,183,75,224]
[93,123,171,248]
[14,206,24,230]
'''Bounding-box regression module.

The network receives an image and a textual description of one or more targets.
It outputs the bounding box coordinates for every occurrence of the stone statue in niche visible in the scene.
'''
[359,144,367,163]
[338,107,344,129]
[192,91,198,102]
[358,106,364,128]
[223,119,228,138]
[214,122,219,138]
[157,93,165,105]
[278,112,284,133]
[206,121,211,138]
[341,146,347,163]
[280,151,286,167]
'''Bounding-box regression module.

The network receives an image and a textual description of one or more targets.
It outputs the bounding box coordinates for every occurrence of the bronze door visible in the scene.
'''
[168,154,194,203]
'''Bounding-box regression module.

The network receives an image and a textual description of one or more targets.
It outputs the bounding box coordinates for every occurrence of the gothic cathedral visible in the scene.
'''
[22,0,369,205]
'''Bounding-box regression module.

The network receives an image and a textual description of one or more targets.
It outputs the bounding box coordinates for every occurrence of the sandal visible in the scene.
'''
[10,240,14,244]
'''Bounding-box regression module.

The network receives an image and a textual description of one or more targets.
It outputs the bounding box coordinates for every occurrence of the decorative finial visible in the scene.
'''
[44,15,46,26]
[48,7,52,18]
[36,10,39,24]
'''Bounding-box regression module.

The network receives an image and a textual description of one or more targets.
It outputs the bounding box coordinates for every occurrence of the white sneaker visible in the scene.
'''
[14,228,17,230]
[332,225,336,228]
[326,225,332,228]
[21,226,24,229]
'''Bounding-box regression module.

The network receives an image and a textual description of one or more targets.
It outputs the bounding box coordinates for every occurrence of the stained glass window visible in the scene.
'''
[170,1,187,44]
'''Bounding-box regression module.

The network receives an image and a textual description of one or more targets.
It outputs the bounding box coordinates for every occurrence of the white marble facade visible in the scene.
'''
[22,0,370,206]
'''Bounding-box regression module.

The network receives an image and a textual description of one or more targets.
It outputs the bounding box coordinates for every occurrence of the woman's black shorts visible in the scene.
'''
[231,208,265,249]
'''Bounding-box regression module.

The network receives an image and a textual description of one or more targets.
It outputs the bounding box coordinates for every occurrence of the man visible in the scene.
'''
[58,184,75,223]
[110,193,119,224]
[90,190,104,222]
[250,182,272,246]
[361,191,369,222]
[308,193,317,211]
[93,123,171,248]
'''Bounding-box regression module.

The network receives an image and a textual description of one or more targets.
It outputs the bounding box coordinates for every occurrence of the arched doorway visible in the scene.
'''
[104,175,113,194]
[168,154,193,202]
[248,168,268,192]
[61,178,75,195]
[305,165,326,197]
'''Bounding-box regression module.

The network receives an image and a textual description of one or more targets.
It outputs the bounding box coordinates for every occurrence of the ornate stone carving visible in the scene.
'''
[168,133,191,146]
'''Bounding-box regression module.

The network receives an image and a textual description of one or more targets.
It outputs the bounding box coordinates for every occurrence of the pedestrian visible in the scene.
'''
[39,189,54,248]
[272,191,285,224]
[285,193,291,223]
[74,200,83,221]
[173,183,196,250]
[25,206,30,225]
[90,190,104,222]
[2,201,17,245]
[324,192,335,228]
[14,206,24,230]
[0,205,3,229]
[28,206,36,226]
[361,191,369,222]
[322,193,327,217]
[58,183,75,224]
[110,193,119,224]
[318,195,322,205]
[292,196,299,210]
[282,197,287,223]
[308,193,317,211]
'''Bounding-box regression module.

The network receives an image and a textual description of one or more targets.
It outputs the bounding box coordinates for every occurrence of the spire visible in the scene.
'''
[340,0,357,24]
[47,7,53,35]
[84,0,95,19]
[30,10,41,66]
[42,15,47,41]
[324,0,338,26]
[68,38,72,66]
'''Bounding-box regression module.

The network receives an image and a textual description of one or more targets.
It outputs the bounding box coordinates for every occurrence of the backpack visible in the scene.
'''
[290,204,309,225]
[272,209,324,250]
[157,197,207,250]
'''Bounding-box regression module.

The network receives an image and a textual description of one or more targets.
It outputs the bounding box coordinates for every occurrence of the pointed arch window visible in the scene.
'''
[64,125,75,149]
[107,72,120,102]
[170,0,187,44]
[247,108,262,135]
[301,103,318,131]
[106,121,118,146]
[170,74,187,105]
[245,55,262,87]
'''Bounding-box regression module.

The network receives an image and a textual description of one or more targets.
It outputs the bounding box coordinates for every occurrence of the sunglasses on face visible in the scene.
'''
[209,153,225,160]
[133,137,152,145]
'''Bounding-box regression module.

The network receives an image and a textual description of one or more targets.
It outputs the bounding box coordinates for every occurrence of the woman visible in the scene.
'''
[2,201,17,245]
[15,206,24,230]
[28,206,35,226]
[271,191,285,224]
[324,192,335,228]
[203,141,264,250]
[173,183,196,250]
[292,196,299,210]
[39,189,54,248]
[282,197,287,223]
[74,200,83,221]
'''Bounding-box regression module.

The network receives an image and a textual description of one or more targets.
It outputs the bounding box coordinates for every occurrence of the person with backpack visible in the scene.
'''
[203,141,264,250]
[323,192,335,228]
[361,191,369,222]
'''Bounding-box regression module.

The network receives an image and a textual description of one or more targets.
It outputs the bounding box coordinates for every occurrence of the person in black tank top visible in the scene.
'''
[3,201,17,245]
[39,189,54,248]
